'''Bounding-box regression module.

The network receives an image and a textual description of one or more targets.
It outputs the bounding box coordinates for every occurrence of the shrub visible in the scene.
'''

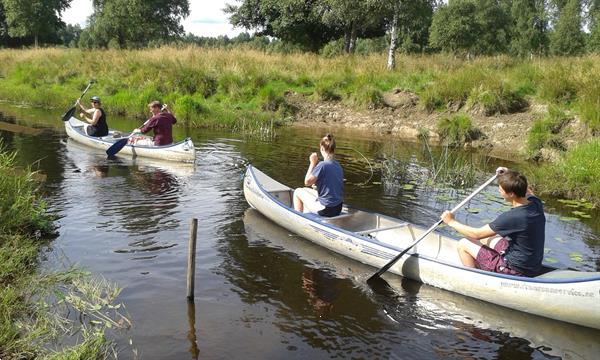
[353,85,384,109]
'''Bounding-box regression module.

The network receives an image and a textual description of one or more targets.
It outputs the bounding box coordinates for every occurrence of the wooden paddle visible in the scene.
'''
[62,81,95,122]
[366,169,503,283]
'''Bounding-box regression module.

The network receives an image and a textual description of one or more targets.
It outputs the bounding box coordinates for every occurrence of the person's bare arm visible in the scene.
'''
[304,153,319,186]
[441,211,497,240]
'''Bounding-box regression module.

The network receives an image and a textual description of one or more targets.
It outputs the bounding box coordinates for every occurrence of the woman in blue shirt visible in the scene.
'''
[293,134,344,217]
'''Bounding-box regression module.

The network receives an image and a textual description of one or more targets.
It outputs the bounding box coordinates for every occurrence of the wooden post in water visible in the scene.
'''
[187,218,198,300]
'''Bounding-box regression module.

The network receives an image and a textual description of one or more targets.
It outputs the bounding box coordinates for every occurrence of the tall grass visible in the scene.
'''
[0,48,598,132]
[526,105,570,155]
[529,138,600,205]
[0,145,129,358]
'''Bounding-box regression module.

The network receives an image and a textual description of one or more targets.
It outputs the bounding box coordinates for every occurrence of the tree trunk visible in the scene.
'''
[349,24,357,54]
[387,12,399,70]
[343,30,351,53]
[34,34,38,49]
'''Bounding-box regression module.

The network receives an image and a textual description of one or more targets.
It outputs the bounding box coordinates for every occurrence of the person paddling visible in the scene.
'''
[293,134,344,217]
[441,168,546,277]
[77,96,108,137]
[129,101,177,146]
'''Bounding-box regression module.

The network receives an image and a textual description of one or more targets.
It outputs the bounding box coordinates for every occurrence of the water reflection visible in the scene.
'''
[243,208,600,359]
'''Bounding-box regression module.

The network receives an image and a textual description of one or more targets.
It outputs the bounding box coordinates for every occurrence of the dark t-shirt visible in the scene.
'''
[87,108,108,137]
[139,112,177,146]
[312,159,344,207]
[489,195,546,276]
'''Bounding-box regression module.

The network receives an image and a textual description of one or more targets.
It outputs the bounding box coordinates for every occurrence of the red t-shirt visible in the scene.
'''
[139,113,177,146]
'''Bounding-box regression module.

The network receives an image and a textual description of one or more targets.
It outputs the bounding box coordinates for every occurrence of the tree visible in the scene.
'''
[429,0,510,55]
[588,0,600,51]
[225,0,341,52]
[320,0,385,53]
[550,0,585,55]
[1,0,71,47]
[510,0,550,56]
[81,0,190,48]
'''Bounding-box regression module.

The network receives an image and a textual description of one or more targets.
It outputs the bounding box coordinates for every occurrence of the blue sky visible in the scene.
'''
[62,0,244,37]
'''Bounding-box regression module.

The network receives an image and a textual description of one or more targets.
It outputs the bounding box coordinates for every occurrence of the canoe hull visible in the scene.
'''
[243,165,600,329]
[65,117,195,162]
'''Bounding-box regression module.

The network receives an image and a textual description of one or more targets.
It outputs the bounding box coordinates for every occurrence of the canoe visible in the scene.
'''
[64,117,195,162]
[243,165,600,329]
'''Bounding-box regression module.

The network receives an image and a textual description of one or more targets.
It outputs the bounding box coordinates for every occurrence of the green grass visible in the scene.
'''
[529,138,600,205]
[0,49,598,133]
[436,113,482,146]
[526,105,571,155]
[0,145,128,359]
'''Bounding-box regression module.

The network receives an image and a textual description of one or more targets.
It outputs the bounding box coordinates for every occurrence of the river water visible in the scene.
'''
[1,104,599,359]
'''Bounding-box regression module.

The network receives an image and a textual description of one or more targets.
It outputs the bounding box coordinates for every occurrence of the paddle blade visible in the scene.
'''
[62,106,76,122]
[106,139,128,157]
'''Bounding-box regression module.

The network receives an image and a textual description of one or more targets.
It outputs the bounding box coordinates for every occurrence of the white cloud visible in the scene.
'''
[61,0,243,37]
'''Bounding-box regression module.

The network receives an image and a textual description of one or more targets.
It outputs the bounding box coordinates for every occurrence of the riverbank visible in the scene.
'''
[0,145,128,358]
[0,47,597,204]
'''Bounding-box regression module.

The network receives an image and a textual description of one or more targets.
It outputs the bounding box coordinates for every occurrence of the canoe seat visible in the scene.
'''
[356,223,409,235]
[320,212,354,222]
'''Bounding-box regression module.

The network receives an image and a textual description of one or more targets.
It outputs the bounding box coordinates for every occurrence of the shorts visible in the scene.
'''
[476,238,524,276]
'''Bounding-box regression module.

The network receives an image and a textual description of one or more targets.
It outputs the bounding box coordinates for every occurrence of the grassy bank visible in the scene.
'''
[0,47,597,203]
[0,48,598,132]
[0,145,128,359]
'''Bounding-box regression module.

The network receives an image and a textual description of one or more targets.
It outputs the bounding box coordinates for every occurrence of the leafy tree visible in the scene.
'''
[510,0,550,56]
[550,0,585,55]
[321,0,385,53]
[58,23,82,47]
[429,0,511,55]
[1,0,71,47]
[225,0,341,52]
[588,0,600,51]
[81,0,190,48]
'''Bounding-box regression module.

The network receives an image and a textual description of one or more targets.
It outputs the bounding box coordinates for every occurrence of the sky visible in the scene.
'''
[62,0,245,38]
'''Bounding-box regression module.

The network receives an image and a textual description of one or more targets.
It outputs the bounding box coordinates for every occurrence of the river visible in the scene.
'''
[1,103,599,359]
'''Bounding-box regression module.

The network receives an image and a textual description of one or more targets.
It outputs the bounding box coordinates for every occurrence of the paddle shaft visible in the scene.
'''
[62,81,94,121]
[367,172,499,281]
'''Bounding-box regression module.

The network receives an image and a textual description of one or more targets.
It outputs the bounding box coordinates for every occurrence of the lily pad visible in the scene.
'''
[402,184,415,190]
[466,208,482,214]
[554,237,566,243]
[559,216,579,222]
[436,194,454,201]
[544,248,552,254]
[571,210,592,218]
[544,257,558,263]
[372,181,381,185]
[569,252,584,262]
[403,194,417,200]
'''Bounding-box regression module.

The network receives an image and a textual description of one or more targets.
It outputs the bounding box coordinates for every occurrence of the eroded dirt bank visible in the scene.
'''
[288,90,590,161]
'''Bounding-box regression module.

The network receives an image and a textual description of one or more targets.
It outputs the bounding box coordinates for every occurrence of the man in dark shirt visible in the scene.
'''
[133,101,177,146]
[441,168,546,277]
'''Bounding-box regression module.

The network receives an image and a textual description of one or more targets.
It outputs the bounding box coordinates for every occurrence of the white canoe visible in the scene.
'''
[65,117,195,162]
[243,165,600,330]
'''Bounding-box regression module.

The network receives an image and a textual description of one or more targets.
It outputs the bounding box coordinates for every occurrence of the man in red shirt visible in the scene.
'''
[132,101,177,146]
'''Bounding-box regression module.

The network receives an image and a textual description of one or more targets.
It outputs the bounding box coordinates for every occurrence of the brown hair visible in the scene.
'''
[320,133,336,154]
[148,100,162,109]
[498,170,528,197]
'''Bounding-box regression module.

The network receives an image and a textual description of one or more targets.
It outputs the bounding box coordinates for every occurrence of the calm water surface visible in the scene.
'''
[1,104,599,359]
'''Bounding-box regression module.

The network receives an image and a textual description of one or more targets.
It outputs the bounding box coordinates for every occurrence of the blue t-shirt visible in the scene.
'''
[489,195,546,276]
[312,160,344,207]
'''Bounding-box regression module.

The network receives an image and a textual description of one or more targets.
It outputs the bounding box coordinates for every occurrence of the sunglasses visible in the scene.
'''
[91,101,99,104]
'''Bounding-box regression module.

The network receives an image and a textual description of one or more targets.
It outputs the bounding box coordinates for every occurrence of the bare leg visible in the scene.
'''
[293,190,304,212]
[457,238,482,268]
